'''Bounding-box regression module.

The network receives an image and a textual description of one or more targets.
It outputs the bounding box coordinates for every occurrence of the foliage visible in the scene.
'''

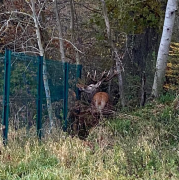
[164,43,179,92]
[158,91,176,104]
[90,0,162,34]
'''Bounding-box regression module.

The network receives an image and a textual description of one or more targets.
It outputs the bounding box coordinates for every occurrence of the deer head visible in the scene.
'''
[77,81,102,94]
[77,70,118,95]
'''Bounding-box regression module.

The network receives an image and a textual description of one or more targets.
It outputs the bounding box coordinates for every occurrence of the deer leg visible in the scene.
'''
[99,110,103,121]
[72,118,79,136]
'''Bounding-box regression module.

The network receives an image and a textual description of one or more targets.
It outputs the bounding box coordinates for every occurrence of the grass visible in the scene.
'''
[1,94,179,179]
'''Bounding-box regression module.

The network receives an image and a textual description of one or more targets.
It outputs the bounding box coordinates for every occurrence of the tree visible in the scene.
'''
[54,0,66,63]
[0,0,55,130]
[100,0,125,107]
[69,0,80,65]
[152,0,178,97]
[31,0,54,131]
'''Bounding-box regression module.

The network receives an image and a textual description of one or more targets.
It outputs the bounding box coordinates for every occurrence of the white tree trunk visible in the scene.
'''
[152,0,177,97]
[31,0,54,130]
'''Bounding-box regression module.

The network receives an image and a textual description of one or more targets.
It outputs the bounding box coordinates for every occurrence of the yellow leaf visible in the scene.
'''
[167,63,172,68]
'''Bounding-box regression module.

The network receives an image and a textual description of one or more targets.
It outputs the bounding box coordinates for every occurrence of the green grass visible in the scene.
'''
[1,96,179,179]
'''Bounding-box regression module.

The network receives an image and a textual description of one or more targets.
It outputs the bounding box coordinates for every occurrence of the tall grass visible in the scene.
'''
[1,96,179,179]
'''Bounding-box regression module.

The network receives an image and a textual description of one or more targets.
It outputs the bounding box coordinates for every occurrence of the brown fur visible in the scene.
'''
[92,92,109,111]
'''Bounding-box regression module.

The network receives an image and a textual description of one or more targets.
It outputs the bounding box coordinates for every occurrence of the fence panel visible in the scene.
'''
[41,59,65,133]
[9,52,38,137]
[1,51,82,141]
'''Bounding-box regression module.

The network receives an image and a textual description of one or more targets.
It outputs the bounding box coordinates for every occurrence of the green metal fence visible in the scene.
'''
[1,49,82,143]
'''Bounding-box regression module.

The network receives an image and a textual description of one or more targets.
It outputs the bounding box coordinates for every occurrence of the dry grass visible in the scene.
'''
[1,96,179,179]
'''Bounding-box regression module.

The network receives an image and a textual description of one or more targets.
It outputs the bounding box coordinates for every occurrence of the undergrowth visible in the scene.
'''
[1,94,179,179]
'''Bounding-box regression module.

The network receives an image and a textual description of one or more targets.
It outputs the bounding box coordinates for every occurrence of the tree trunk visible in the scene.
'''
[54,0,65,63]
[152,0,177,97]
[100,0,125,107]
[70,0,80,65]
[70,0,75,42]
[31,0,54,130]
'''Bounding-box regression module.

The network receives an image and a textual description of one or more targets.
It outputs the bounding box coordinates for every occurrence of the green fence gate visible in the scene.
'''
[1,49,82,143]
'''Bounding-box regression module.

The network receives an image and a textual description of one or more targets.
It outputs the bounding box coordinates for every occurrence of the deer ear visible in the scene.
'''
[76,84,82,91]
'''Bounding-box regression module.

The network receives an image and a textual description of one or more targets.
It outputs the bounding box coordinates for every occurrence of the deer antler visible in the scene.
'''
[77,69,118,95]
[103,70,119,82]
[87,70,111,84]
[98,70,108,81]
[87,70,97,83]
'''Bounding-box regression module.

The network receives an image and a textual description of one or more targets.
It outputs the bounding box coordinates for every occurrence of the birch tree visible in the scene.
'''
[100,0,125,107]
[30,0,54,130]
[152,0,178,97]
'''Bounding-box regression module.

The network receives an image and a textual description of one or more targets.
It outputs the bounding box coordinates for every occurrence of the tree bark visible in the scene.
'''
[70,0,75,42]
[152,0,177,97]
[70,0,80,65]
[100,0,125,107]
[31,0,54,130]
[54,0,65,63]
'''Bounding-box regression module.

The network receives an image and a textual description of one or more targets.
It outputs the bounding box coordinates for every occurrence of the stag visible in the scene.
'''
[69,70,117,138]
[77,70,118,119]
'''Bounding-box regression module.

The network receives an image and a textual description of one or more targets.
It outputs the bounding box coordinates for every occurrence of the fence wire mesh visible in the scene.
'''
[10,53,39,135]
[1,51,82,139]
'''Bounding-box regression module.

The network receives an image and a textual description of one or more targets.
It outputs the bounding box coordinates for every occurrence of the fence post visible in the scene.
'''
[2,49,11,145]
[37,56,43,139]
[76,64,82,100]
[63,62,69,131]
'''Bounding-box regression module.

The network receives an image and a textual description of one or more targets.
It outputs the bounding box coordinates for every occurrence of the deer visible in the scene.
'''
[68,70,118,138]
[76,69,118,119]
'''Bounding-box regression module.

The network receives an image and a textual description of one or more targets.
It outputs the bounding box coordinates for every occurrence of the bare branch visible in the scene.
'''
[16,50,40,55]
[45,37,84,54]
[14,22,21,51]
[37,0,47,21]
[0,11,34,19]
